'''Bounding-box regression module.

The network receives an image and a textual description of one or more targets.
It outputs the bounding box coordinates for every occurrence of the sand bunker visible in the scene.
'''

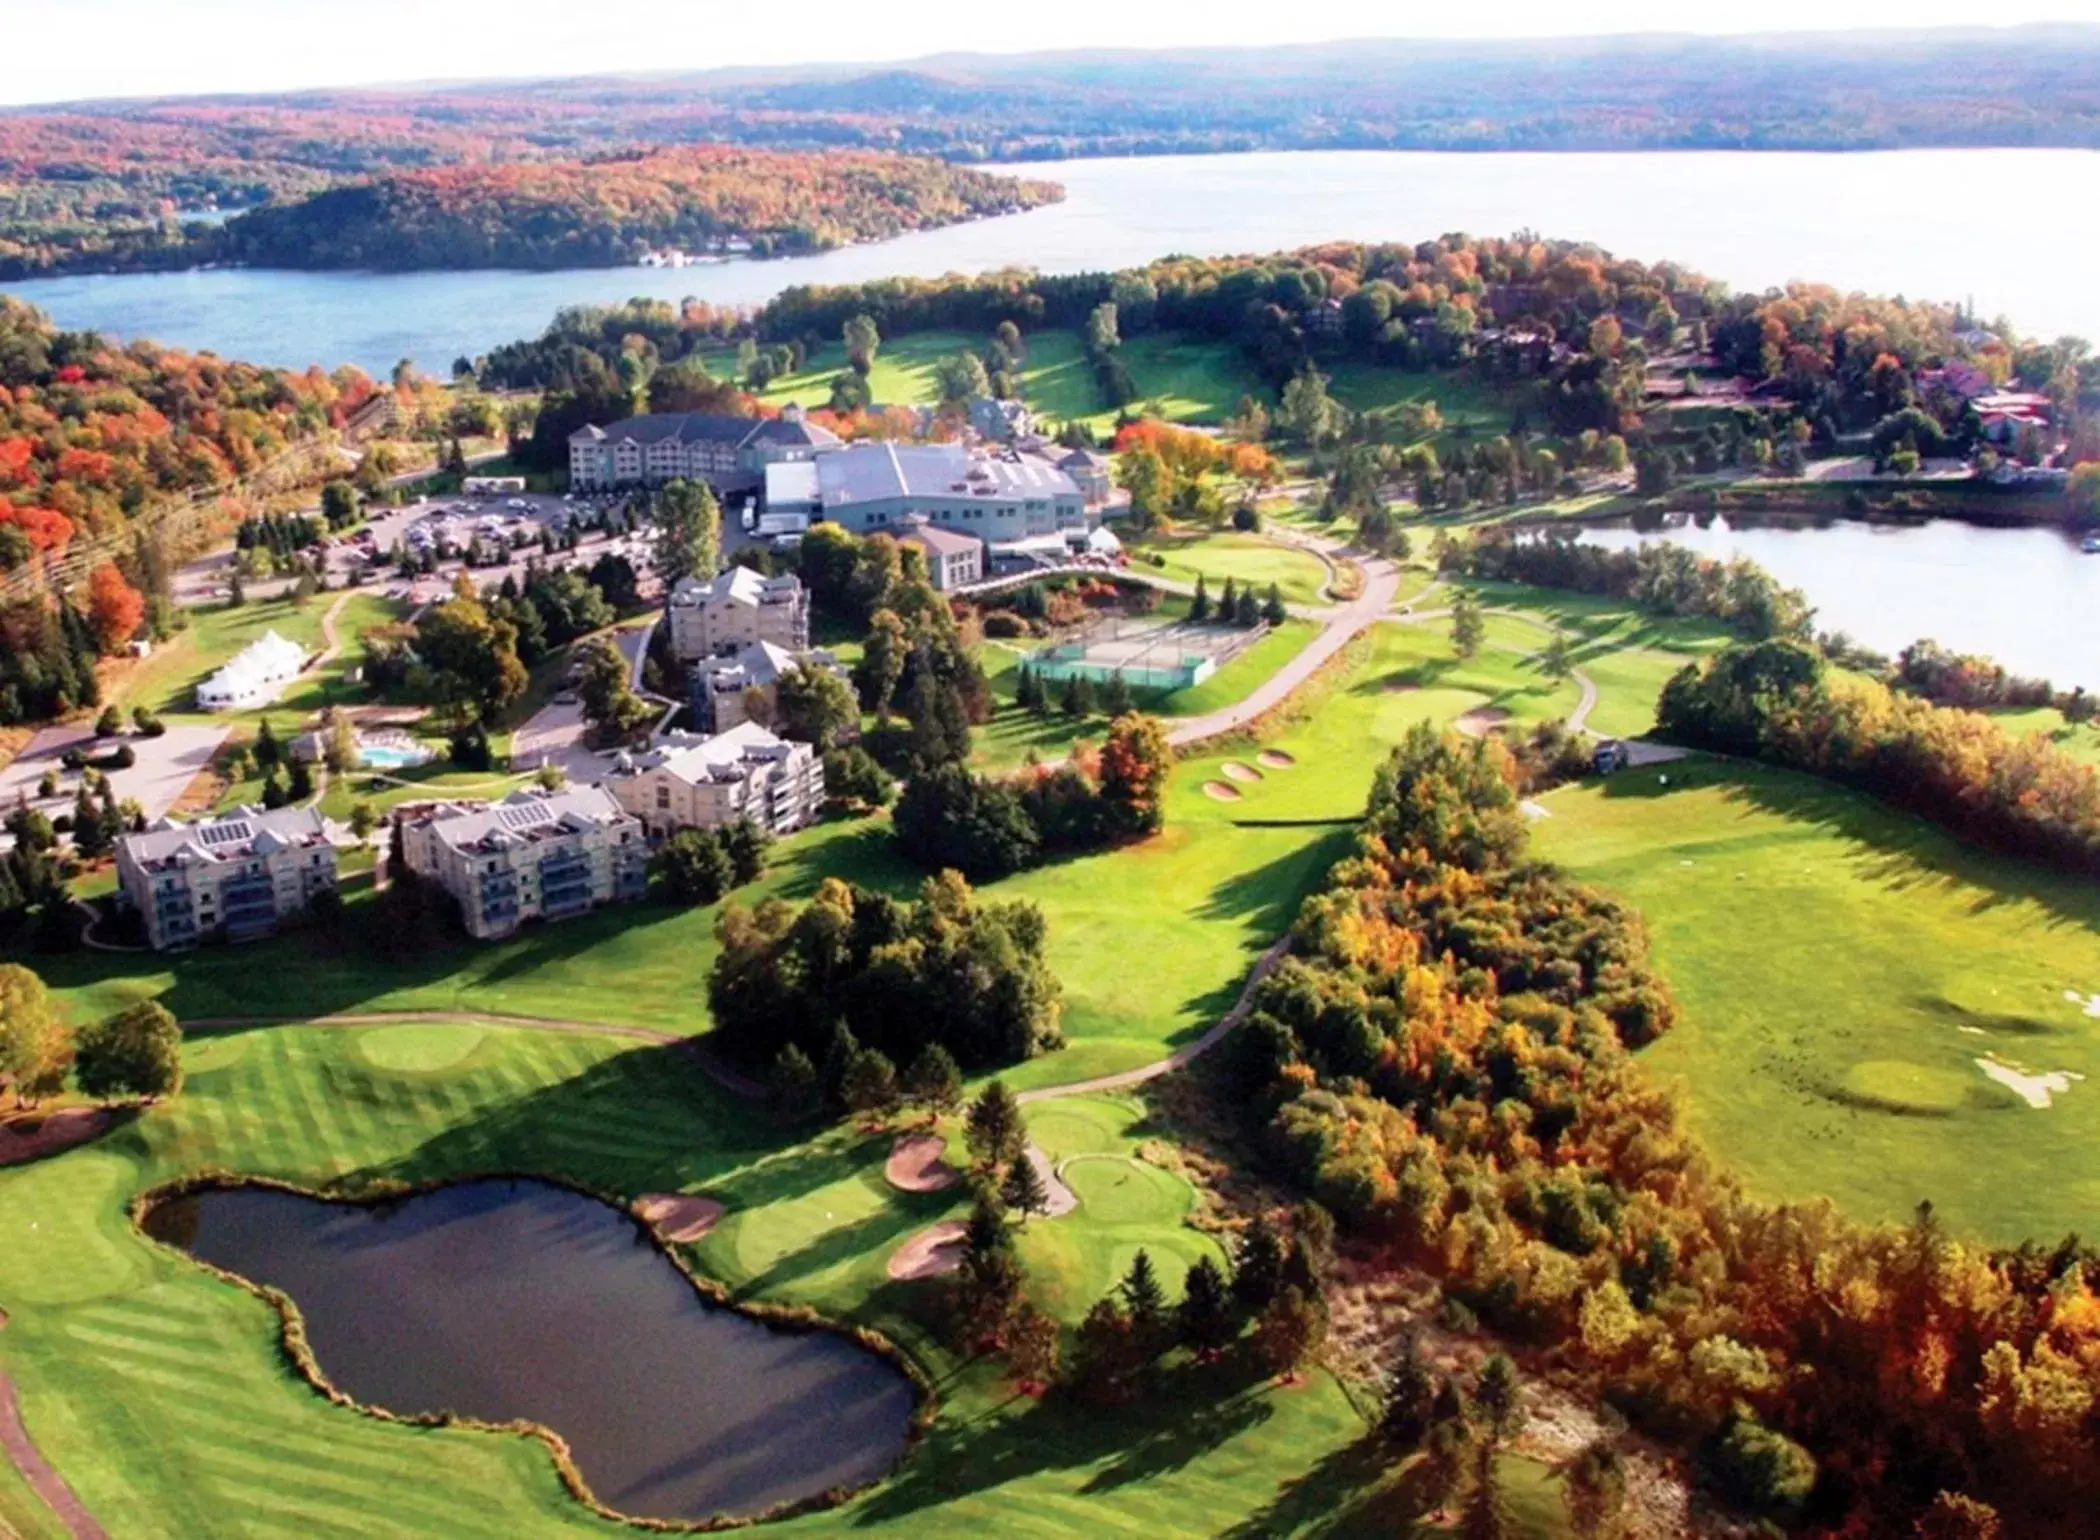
[1027,1146,1079,1219]
[1202,780,1243,802]
[0,1107,109,1168]
[1977,1056,2085,1110]
[2064,990,2100,1019]
[1256,749,1296,769]
[887,1221,968,1281]
[1519,799,1551,821]
[1221,761,1262,783]
[1455,707,1511,738]
[634,1193,726,1243]
[886,1133,959,1193]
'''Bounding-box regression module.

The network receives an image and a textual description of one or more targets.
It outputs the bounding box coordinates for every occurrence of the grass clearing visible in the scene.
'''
[1322,366,1511,438]
[1534,758,2100,1245]
[711,331,1100,424]
[1138,532,1330,608]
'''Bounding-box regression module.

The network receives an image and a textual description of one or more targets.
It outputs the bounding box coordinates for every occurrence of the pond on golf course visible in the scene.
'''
[139,1177,916,1522]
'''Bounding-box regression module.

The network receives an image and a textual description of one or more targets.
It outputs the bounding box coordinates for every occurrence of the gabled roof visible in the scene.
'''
[120,804,330,871]
[616,720,805,785]
[569,408,841,453]
[668,565,803,610]
[418,786,633,855]
[896,518,982,558]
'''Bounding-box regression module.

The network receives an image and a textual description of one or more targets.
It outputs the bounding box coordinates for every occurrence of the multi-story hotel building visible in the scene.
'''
[397,787,648,941]
[116,806,339,950]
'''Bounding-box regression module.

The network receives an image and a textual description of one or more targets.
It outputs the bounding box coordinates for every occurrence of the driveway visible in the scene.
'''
[507,623,658,782]
[0,723,227,848]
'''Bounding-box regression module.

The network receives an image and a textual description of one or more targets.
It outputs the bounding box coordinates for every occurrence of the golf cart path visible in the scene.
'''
[0,1317,109,1540]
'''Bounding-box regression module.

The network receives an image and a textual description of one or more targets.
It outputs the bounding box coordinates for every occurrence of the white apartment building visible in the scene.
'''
[605,722,826,839]
[567,403,839,496]
[116,806,338,950]
[689,641,850,733]
[397,787,648,941]
[664,565,810,663]
[894,516,984,591]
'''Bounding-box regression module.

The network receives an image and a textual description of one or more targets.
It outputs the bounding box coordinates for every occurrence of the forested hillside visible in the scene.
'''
[2,26,2096,274]
[213,148,1060,272]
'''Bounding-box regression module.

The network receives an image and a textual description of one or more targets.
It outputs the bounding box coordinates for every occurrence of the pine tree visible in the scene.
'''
[253,717,280,769]
[286,755,314,802]
[1189,573,1211,622]
[964,1079,1025,1169]
[1119,1248,1168,1349]
[904,1043,963,1118]
[1013,665,1044,714]
[1059,672,1095,719]
[1001,1150,1051,1224]
[767,1044,819,1124]
[1101,671,1133,716]
[1217,575,1238,619]
[840,1046,899,1124]
[1380,1334,1441,1447]
[1232,1214,1285,1316]
[1235,585,1261,626]
[1176,1255,1236,1357]
[1262,583,1288,626]
[260,764,288,810]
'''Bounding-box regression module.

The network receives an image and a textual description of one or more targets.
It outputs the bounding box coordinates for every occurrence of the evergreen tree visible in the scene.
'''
[719,817,772,886]
[1176,1255,1237,1357]
[286,755,314,803]
[964,1079,1025,1169]
[1059,672,1095,719]
[1100,671,1134,716]
[1541,632,1574,681]
[767,1044,819,1124]
[904,1043,963,1117]
[1256,1284,1326,1379]
[1189,573,1211,623]
[840,1046,899,1123]
[1120,1248,1169,1350]
[1451,589,1486,659]
[260,765,289,810]
[1068,1297,1142,1406]
[70,785,108,859]
[253,717,281,769]
[1235,585,1261,626]
[1001,1150,1051,1224]
[1262,583,1288,627]
[1217,576,1238,619]
[1381,1334,1442,1447]
[1013,665,1045,714]
[1475,1354,1526,1444]
[1232,1214,1286,1316]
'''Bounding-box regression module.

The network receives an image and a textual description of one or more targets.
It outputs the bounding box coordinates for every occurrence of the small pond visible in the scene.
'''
[141,1177,916,1522]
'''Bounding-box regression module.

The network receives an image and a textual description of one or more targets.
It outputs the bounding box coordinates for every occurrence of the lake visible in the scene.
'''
[5,148,2096,375]
[1578,514,2100,690]
[141,1177,916,1522]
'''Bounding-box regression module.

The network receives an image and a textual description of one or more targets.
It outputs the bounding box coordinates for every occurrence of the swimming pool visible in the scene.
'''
[359,743,432,770]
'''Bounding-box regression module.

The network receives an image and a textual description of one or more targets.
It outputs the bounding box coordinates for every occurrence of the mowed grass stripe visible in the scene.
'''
[189,1440,538,1539]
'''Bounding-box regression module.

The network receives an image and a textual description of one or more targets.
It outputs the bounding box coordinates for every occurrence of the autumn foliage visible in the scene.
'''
[1241,720,2096,1531]
[85,563,144,653]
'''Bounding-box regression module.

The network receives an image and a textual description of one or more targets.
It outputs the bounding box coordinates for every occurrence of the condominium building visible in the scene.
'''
[397,787,648,941]
[689,641,848,733]
[605,722,826,838]
[116,806,338,951]
[664,565,810,663]
[567,403,839,496]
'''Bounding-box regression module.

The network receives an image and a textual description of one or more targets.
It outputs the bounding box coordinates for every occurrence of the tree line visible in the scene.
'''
[1234,718,2100,1532]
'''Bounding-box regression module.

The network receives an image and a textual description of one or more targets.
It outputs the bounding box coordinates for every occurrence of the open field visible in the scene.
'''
[1988,705,2100,769]
[0,1022,1424,1539]
[1137,532,1331,608]
[1534,758,2100,1245]
[1109,336,1267,431]
[1321,366,1511,438]
[712,331,1099,423]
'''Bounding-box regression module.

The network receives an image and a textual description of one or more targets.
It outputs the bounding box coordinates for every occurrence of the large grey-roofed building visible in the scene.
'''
[814,441,1086,543]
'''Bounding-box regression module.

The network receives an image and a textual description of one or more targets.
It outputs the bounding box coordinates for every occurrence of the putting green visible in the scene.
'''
[1837,1060,1975,1116]
[1061,1156,1192,1227]
[358,1024,488,1073]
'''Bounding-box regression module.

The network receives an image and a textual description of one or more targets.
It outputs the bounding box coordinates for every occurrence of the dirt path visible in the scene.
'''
[0,1339,108,1540]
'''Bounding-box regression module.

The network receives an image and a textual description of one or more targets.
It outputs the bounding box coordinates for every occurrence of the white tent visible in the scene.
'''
[196,630,308,711]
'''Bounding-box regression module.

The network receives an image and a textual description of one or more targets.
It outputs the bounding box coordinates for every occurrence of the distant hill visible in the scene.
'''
[2,27,2096,274]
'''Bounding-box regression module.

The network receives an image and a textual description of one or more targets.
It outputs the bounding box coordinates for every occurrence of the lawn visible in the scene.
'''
[1533,758,2100,1246]
[1110,335,1267,432]
[1137,532,1331,608]
[0,1024,1411,1539]
[712,331,1100,425]
[1988,705,2100,769]
[1322,366,1511,438]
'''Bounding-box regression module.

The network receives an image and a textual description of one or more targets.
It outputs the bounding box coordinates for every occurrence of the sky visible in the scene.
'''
[5,0,2097,106]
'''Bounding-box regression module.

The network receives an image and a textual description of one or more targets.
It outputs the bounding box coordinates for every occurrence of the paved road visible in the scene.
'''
[0,1354,107,1540]
[508,622,657,781]
[1164,545,1401,749]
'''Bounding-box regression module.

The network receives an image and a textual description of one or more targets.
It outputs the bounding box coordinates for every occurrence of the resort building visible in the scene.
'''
[194,630,307,711]
[567,403,840,497]
[397,787,648,941]
[604,722,826,838]
[813,441,1088,543]
[664,566,810,663]
[894,516,984,591]
[116,805,338,951]
[688,641,846,733]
